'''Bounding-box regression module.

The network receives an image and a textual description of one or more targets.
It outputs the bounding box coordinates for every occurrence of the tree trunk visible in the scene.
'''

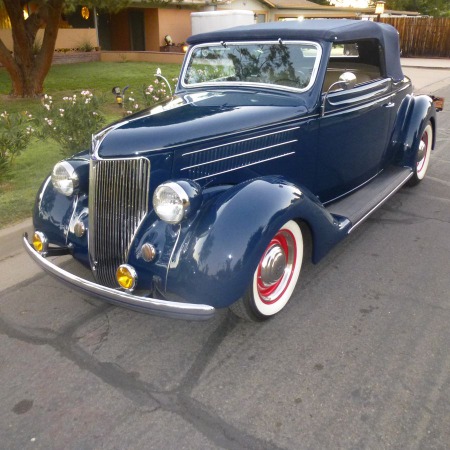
[0,0,63,97]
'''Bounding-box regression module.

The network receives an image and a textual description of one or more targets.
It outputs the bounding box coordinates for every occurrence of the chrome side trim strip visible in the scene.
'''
[181,139,298,171]
[323,92,394,117]
[193,151,296,181]
[348,171,413,234]
[23,234,215,321]
[182,127,300,157]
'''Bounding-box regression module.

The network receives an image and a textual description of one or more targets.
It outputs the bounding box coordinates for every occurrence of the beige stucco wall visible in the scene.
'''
[145,9,160,52]
[0,28,98,51]
[157,9,192,47]
[218,0,267,13]
[0,30,13,50]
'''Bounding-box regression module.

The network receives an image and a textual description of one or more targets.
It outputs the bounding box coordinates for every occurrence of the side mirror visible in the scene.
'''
[338,71,357,90]
[321,71,357,117]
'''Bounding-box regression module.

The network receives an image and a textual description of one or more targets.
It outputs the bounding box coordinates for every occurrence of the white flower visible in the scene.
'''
[134,104,139,109]
[44,104,50,111]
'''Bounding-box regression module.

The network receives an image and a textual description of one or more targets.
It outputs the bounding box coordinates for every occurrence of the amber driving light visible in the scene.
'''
[32,231,48,254]
[116,264,137,291]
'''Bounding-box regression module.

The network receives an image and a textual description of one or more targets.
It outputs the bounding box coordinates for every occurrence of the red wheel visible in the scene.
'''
[408,122,432,186]
[230,220,303,321]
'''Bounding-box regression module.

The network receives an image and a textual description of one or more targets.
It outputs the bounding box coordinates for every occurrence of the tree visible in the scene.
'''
[0,0,131,97]
[385,0,450,16]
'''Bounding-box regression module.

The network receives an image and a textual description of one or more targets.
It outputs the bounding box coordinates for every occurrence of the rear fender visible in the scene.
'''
[165,176,350,308]
[392,94,436,168]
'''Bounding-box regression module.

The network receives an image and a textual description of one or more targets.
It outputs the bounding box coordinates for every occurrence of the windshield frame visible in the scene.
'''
[180,40,323,94]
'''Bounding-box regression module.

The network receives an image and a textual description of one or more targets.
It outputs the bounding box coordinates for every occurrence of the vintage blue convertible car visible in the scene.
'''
[24,19,436,321]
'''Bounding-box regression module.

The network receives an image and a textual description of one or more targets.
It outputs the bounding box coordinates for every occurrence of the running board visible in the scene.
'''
[326,166,413,233]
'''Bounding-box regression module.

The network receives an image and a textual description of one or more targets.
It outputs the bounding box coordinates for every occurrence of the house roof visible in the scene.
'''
[259,0,329,8]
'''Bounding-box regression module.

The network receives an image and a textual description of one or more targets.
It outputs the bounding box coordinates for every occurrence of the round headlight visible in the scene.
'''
[153,182,189,224]
[51,161,79,196]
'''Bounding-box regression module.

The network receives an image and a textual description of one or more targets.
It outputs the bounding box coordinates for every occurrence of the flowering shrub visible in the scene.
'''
[123,77,178,116]
[0,111,34,182]
[35,91,105,156]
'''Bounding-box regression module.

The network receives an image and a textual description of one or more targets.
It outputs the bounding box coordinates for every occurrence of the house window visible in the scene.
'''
[255,13,267,23]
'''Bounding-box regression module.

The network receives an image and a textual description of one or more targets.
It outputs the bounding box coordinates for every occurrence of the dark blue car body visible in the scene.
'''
[24,20,436,321]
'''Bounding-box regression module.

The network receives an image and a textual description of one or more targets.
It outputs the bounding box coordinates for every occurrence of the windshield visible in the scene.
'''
[182,41,321,92]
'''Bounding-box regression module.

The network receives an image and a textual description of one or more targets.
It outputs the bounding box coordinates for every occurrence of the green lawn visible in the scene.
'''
[0,61,181,229]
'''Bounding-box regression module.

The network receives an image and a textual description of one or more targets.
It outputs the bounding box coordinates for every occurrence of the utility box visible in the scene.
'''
[191,10,254,35]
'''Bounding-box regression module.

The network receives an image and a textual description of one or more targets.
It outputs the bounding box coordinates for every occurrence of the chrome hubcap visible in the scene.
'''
[259,244,287,287]
[417,140,426,163]
[257,229,297,304]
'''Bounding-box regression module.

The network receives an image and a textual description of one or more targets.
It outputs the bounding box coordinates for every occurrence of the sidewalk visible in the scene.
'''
[401,57,450,70]
[0,218,37,292]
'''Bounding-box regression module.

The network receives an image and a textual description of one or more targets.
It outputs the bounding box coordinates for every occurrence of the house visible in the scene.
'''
[0,1,420,60]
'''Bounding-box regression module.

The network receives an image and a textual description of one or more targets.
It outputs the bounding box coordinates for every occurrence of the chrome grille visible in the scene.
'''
[89,158,150,287]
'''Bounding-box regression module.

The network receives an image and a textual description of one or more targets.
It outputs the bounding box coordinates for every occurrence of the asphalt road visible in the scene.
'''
[1,67,449,450]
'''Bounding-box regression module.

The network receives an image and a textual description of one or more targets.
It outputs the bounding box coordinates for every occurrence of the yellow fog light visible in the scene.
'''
[116,264,137,291]
[33,231,48,254]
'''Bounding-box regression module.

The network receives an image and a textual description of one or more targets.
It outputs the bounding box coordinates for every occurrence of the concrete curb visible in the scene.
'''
[0,218,40,293]
[0,218,33,258]
[401,58,450,70]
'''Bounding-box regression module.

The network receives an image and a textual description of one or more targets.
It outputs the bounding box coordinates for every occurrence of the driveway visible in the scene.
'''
[1,65,449,450]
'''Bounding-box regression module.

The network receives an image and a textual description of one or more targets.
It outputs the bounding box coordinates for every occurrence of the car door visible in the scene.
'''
[316,78,393,203]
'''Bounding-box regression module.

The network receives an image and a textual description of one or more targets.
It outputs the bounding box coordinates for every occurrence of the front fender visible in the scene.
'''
[165,177,350,308]
[33,153,90,248]
[392,94,436,168]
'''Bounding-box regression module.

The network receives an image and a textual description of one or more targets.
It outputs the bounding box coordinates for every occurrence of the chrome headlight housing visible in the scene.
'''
[51,161,79,196]
[153,180,202,224]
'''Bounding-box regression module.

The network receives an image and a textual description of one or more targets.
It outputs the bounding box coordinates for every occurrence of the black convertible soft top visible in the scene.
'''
[187,19,404,82]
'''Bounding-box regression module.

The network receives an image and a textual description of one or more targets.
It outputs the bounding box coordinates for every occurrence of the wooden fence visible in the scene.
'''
[381,17,450,58]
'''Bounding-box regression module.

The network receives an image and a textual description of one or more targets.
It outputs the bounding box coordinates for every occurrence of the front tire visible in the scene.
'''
[408,122,433,186]
[230,220,303,321]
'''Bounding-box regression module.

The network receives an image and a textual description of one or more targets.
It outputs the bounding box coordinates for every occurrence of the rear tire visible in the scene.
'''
[408,122,432,187]
[230,220,303,322]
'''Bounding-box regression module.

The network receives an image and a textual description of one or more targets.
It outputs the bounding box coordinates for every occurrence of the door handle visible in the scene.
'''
[383,102,395,108]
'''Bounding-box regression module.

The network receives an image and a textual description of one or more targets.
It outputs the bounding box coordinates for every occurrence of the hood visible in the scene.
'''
[95,90,308,159]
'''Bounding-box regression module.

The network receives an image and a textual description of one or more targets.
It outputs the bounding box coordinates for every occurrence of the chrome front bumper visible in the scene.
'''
[23,234,215,321]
